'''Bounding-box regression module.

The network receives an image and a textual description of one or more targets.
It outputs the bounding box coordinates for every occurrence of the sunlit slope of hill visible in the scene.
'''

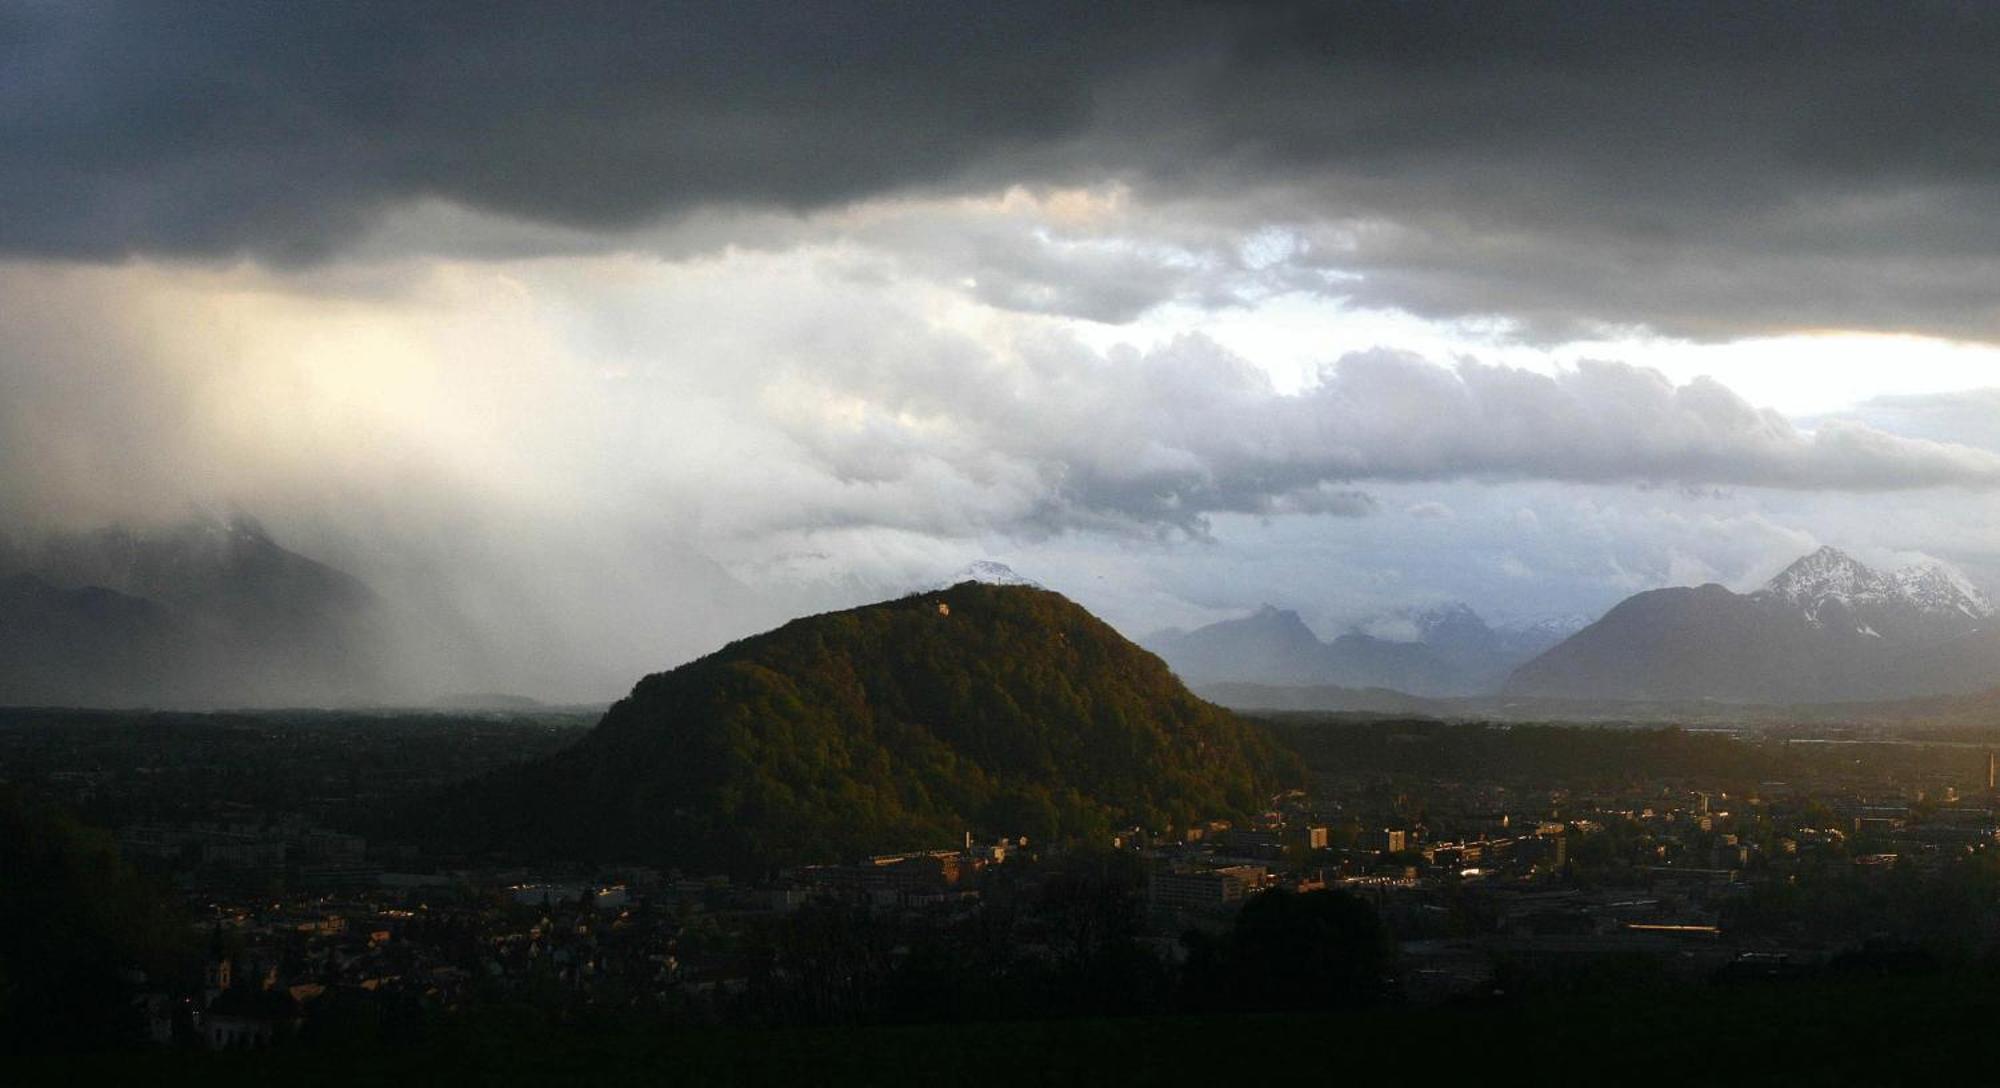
[447,582,1301,869]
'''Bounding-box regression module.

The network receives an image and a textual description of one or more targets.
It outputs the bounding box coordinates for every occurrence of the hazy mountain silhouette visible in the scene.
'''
[0,514,393,706]
[1144,603,1578,697]
[0,574,190,705]
[1506,547,2000,702]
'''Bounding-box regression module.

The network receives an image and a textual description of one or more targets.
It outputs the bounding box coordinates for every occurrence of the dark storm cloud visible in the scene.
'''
[7,3,1999,336]
[0,1,1139,259]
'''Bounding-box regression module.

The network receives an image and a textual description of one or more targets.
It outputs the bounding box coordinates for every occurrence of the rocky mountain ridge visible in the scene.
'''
[1506,547,1999,703]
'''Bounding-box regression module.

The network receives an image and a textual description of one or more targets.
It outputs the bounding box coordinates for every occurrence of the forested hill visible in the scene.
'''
[443,582,1301,870]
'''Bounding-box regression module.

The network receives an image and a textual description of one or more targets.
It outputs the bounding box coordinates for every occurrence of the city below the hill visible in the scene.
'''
[12,692,2000,1060]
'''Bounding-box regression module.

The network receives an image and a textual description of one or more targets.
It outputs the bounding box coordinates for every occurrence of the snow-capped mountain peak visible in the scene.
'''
[1758,546,1993,628]
[1510,546,2000,705]
[940,561,1043,589]
[1762,546,1890,608]
[1892,559,1995,619]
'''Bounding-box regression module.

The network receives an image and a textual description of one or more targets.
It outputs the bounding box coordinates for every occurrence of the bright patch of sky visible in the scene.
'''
[1080,292,2000,418]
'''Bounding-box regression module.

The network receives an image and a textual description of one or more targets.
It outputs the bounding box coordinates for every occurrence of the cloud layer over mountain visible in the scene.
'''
[7,4,2000,699]
[8,258,1999,556]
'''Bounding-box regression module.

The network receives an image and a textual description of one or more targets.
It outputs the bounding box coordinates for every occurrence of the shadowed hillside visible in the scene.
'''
[441,583,1301,870]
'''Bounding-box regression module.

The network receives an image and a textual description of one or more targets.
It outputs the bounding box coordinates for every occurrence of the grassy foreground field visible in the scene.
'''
[12,968,1998,1086]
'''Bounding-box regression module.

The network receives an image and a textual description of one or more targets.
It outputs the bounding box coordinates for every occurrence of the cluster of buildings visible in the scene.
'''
[23,710,2000,1044]
[126,835,1063,1048]
[138,869,766,1048]
[1326,756,2000,1000]
[131,744,2000,1045]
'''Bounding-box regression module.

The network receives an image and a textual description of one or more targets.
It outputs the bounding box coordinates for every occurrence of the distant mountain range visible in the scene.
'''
[1143,603,1583,697]
[17,523,1989,714]
[0,515,393,706]
[437,581,1300,870]
[1506,546,2000,703]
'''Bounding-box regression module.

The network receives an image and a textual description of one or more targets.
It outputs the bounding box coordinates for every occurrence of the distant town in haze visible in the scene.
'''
[9,3,2000,1084]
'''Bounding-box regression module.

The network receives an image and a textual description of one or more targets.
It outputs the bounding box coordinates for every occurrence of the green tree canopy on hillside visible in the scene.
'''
[449,583,1301,870]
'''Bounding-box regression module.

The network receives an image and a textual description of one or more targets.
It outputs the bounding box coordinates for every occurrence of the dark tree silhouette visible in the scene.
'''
[1186,889,1394,1013]
[0,786,191,1053]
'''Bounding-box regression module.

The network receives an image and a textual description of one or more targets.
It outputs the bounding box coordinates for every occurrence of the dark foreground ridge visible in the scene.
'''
[24,971,2000,1087]
[436,582,1300,870]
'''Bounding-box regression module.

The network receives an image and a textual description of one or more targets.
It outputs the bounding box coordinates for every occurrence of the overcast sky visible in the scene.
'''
[5,2,2000,696]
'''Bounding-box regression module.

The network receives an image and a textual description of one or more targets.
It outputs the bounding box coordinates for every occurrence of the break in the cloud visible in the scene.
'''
[1823,388,2000,454]
[8,258,1999,556]
[6,3,2000,340]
